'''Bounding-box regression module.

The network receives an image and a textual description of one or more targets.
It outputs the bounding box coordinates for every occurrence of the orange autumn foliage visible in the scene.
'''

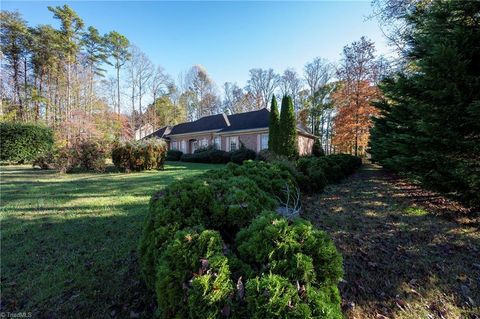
[331,80,380,156]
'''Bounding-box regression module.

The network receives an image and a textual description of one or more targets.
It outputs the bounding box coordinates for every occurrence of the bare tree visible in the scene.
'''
[182,65,220,120]
[150,65,171,104]
[278,68,303,111]
[222,82,255,114]
[246,68,278,109]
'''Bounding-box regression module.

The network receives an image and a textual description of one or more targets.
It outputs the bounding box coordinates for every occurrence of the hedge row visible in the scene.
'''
[0,122,54,163]
[139,160,344,318]
[294,154,362,193]
[112,138,167,172]
[168,144,257,165]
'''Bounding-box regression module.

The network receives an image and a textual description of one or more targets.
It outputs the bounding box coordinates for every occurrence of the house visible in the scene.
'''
[144,108,315,155]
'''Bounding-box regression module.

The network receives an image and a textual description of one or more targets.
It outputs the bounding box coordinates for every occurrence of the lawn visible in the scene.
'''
[0,162,223,318]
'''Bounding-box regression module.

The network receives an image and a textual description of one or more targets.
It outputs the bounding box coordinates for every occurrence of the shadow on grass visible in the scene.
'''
[303,164,480,318]
[1,204,156,319]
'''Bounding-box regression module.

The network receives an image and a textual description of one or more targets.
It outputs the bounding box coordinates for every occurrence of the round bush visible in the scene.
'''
[112,138,167,172]
[166,149,183,161]
[230,144,256,164]
[0,122,54,163]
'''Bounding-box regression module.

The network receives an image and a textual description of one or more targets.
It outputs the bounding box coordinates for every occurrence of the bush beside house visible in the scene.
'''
[0,122,54,163]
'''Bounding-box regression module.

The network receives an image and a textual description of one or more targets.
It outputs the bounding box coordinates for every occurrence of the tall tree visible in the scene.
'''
[278,95,298,158]
[303,58,334,149]
[268,94,280,152]
[0,11,30,118]
[105,31,130,114]
[278,68,303,111]
[182,65,219,120]
[369,0,480,207]
[332,37,381,156]
[48,5,84,119]
[246,68,278,109]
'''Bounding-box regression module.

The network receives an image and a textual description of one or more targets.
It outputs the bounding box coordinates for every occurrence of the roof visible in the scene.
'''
[143,126,171,139]
[169,114,228,135]
[146,108,315,138]
[221,108,269,132]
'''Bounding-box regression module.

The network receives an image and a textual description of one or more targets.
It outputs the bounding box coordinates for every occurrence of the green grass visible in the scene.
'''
[0,162,223,318]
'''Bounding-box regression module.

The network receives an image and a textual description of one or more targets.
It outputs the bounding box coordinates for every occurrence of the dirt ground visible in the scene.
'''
[302,164,479,319]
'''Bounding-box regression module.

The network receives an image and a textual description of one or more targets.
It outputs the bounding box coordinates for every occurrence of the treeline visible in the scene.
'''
[1,4,386,155]
[369,0,480,208]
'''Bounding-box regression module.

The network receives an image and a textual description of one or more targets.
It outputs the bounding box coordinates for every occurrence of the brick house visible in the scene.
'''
[145,108,315,155]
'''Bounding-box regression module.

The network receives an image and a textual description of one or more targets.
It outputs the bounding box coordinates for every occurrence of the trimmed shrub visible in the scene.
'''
[296,154,362,193]
[74,140,107,172]
[230,143,256,164]
[140,161,345,318]
[180,146,232,164]
[166,149,183,161]
[112,138,167,172]
[0,122,54,163]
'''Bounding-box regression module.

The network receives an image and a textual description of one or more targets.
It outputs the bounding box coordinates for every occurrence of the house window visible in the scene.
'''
[214,137,221,150]
[192,140,198,152]
[260,134,269,150]
[229,136,238,151]
[171,141,177,150]
[201,138,208,148]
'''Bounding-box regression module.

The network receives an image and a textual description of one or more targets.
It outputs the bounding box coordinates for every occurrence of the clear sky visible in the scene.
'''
[2,1,391,88]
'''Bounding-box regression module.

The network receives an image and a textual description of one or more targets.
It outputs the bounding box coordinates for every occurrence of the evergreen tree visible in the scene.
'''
[268,94,279,152]
[369,0,480,208]
[279,95,298,158]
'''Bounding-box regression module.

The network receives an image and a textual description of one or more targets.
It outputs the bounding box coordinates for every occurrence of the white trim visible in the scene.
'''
[256,134,260,152]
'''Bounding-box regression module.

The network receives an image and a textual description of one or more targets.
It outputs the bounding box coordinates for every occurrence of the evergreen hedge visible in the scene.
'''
[0,122,54,163]
[139,160,346,318]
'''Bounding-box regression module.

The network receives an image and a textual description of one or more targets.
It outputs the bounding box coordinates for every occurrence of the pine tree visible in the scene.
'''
[279,95,298,158]
[369,0,480,208]
[268,95,279,153]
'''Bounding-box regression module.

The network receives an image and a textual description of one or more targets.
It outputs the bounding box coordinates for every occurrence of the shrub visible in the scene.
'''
[296,154,362,193]
[112,138,167,172]
[230,143,256,164]
[0,122,54,163]
[74,140,107,172]
[180,146,231,164]
[312,138,325,157]
[140,162,344,318]
[166,149,183,161]
[32,151,56,170]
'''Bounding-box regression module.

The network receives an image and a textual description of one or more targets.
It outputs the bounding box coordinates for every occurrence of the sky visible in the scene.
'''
[2,1,391,88]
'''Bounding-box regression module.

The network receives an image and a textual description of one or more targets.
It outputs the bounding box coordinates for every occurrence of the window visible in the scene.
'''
[214,137,221,149]
[171,141,177,150]
[192,140,198,152]
[229,136,238,151]
[260,134,269,150]
[201,138,208,147]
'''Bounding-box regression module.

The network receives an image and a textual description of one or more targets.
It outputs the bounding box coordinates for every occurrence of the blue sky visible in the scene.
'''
[2,1,390,88]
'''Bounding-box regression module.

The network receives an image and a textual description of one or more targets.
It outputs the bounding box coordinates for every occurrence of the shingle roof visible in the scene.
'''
[168,114,228,135]
[144,126,171,139]
[220,108,269,132]
[146,108,314,138]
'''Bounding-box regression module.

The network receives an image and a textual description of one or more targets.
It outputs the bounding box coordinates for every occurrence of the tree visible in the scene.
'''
[278,68,303,111]
[278,95,298,158]
[0,11,30,118]
[268,95,279,152]
[48,5,84,119]
[181,65,220,120]
[369,0,480,208]
[105,31,130,115]
[332,37,381,156]
[303,58,335,151]
[246,68,278,109]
